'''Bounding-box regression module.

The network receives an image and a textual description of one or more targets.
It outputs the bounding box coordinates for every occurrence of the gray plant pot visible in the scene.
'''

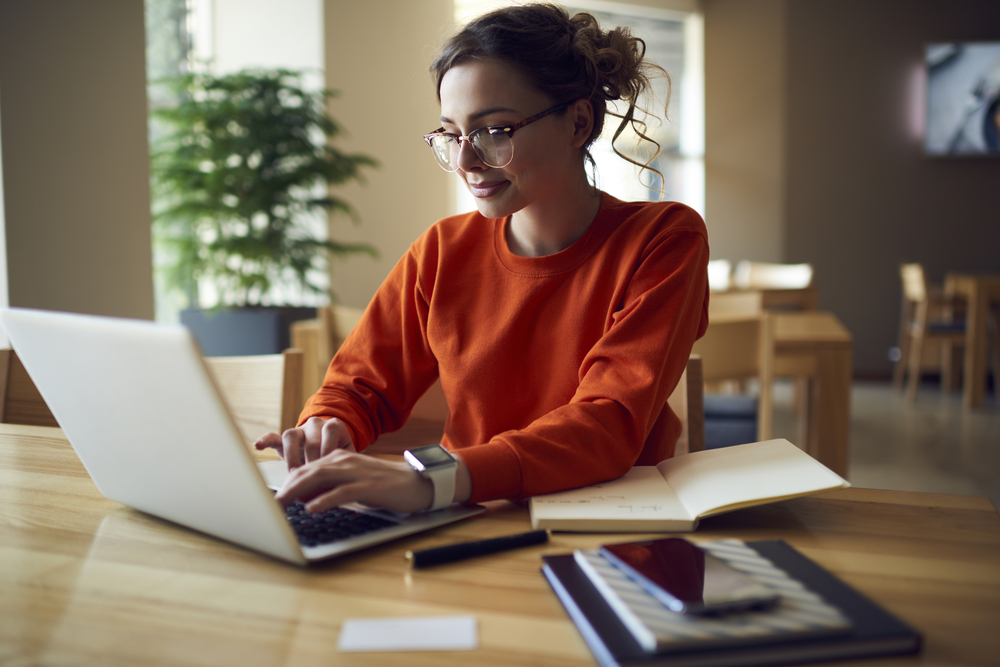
[181,306,317,357]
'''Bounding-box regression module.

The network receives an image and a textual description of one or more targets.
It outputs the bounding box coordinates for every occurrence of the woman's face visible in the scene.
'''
[437,60,583,221]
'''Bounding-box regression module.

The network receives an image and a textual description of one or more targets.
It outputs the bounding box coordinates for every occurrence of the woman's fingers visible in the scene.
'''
[253,418,356,474]
[253,431,285,458]
[281,428,308,469]
[320,418,356,456]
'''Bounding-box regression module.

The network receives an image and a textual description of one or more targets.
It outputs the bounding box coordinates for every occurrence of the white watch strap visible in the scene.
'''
[427,464,456,512]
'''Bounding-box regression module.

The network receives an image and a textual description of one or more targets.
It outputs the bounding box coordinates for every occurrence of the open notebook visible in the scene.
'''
[530,439,849,532]
[0,307,483,565]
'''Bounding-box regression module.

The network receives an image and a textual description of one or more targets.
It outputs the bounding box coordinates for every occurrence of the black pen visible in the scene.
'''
[405,529,550,568]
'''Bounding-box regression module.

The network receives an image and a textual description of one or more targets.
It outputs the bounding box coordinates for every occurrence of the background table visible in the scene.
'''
[772,311,853,478]
[709,286,820,315]
[944,273,1000,409]
[3,423,999,666]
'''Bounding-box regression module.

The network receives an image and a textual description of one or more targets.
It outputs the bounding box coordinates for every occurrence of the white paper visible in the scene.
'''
[337,615,478,652]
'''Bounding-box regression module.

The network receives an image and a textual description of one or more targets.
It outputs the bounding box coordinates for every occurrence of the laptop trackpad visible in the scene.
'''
[257,460,288,490]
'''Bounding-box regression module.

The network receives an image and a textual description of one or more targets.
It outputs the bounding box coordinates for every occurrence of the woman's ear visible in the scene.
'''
[569,98,595,148]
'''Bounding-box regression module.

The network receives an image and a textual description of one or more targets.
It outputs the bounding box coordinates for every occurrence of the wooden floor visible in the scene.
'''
[770,379,1000,509]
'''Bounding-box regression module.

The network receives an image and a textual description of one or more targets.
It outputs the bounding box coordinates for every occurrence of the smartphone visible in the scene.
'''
[599,538,780,615]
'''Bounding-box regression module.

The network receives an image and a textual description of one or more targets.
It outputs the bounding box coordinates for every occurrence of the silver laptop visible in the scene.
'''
[0,307,483,565]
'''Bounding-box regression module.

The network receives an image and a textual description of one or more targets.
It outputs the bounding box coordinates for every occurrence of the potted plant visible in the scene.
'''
[151,68,377,355]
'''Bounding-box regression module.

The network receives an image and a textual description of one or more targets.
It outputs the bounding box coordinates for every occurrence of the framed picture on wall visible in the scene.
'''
[925,41,1000,156]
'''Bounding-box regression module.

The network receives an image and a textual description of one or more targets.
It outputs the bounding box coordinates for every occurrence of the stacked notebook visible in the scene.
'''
[542,539,921,667]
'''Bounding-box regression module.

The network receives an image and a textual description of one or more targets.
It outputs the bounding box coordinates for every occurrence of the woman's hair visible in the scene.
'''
[430,2,670,188]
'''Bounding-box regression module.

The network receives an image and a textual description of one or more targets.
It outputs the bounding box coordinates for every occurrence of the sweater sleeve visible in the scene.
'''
[459,226,710,503]
[297,245,439,450]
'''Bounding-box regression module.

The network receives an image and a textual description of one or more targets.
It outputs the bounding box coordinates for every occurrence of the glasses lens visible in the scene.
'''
[471,129,512,168]
[429,134,459,172]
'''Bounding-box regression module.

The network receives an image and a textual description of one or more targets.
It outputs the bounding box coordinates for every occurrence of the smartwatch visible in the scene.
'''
[403,444,458,512]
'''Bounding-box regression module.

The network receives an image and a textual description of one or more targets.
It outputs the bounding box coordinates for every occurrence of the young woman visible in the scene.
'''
[255,3,710,514]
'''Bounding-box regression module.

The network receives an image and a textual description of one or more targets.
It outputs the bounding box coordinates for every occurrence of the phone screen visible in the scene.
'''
[600,538,779,614]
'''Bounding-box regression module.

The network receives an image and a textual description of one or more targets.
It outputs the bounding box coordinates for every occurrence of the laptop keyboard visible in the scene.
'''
[284,501,398,547]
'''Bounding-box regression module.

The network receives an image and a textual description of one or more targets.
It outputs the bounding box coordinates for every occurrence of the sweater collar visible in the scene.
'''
[494,192,621,276]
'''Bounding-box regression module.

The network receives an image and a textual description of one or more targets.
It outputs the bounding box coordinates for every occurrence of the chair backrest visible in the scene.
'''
[668,355,705,454]
[900,263,928,303]
[0,349,59,427]
[319,304,365,364]
[204,348,303,445]
[707,259,732,292]
[291,304,366,398]
[733,261,814,290]
[690,314,775,440]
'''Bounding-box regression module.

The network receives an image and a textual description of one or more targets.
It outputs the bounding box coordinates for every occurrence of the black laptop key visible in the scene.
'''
[284,501,397,546]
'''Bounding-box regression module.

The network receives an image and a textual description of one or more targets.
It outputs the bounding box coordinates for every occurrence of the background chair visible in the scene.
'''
[894,263,967,403]
[291,304,365,398]
[668,355,705,455]
[291,304,448,420]
[707,259,732,292]
[205,348,303,445]
[733,260,814,291]
[691,315,775,448]
[0,349,58,427]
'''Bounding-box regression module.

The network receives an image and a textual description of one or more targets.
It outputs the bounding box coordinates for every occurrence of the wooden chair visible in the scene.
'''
[290,303,449,420]
[204,348,304,445]
[668,355,705,454]
[291,304,364,398]
[690,314,776,443]
[733,260,814,291]
[0,349,58,427]
[707,259,732,292]
[895,263,967,403]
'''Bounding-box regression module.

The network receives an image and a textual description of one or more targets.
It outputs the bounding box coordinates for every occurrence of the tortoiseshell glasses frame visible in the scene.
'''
[422,101,572,172]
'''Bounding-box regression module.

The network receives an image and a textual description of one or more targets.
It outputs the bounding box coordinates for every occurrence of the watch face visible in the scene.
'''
[405,444,455,471]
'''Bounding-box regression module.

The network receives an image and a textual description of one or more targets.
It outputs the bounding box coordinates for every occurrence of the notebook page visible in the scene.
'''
[531,466,694,523]
[656,440,849,520]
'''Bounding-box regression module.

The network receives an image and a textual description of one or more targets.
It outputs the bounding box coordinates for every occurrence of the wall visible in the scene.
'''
[703,0,786,264]
[321,0,455,309]
[0,0,155,320]
[704,0,1000,376]
[785,0,1000,376]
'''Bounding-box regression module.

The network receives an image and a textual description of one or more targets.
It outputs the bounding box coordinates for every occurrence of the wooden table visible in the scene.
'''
[710,286,820,317]
[772,311,853,478]
[4,423,998,666]
[705,311,853,478]
[944,273,1000,409]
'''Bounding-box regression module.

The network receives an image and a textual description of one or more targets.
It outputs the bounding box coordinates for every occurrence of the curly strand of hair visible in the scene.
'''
[574,17,671,197]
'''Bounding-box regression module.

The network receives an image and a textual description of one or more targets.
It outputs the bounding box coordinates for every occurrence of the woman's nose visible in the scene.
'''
[455,139,486,172]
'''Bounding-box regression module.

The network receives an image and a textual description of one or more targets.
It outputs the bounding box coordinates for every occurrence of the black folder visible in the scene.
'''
[541,540,921,667]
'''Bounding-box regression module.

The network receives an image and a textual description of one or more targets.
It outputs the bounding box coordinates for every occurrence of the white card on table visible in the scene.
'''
[337,615,478,652]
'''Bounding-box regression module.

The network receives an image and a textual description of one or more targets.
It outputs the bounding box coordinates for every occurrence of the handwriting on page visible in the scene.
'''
[533,485,668,515]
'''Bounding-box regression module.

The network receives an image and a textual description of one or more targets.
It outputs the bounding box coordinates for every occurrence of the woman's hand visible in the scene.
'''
[254,417,356,469]
[255,417,473,514]
[273,449,435,514]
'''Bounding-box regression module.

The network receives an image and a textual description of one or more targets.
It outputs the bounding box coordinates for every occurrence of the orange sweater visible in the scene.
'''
[300,193,710,503]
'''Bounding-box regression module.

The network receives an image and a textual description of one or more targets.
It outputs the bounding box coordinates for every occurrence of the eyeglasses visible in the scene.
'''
[423,101,571,172]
